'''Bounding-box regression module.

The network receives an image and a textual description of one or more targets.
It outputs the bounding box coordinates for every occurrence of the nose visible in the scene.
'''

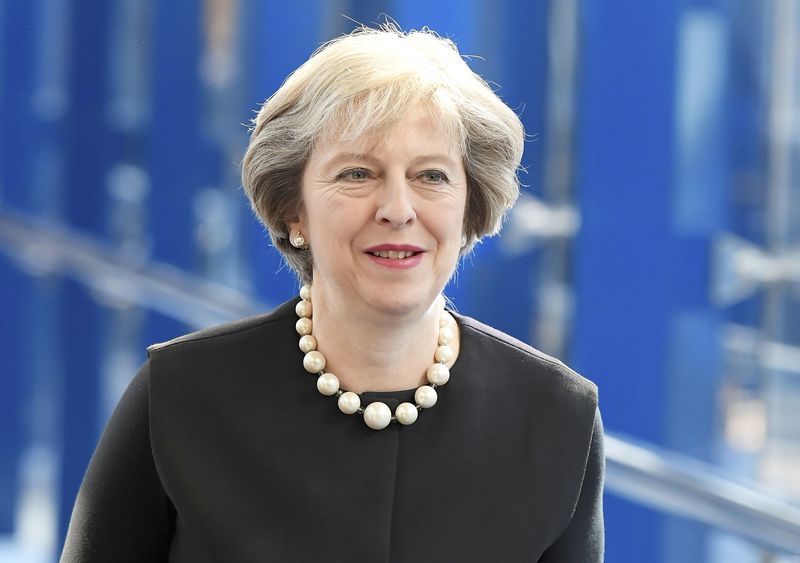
[375,174,416,228]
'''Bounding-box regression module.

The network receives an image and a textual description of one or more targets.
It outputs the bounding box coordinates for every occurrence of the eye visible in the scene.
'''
[418,169,449,184]
[337,168,371,181]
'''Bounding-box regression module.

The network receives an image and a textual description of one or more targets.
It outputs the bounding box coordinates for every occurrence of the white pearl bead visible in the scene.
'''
[438,326,454,346]
[439,312,454,328]
[316,373,340,396]
[363,402,392,430]
[426,363,450,386]
[415,385,438,408]
[296,317,312,336]
[395,402,419,425]
[295,299,312,318]
[434,345,453,364]
[338,391,361,414]
[299,284,312,301]
[298,334,317,353]
[303,350,326,373]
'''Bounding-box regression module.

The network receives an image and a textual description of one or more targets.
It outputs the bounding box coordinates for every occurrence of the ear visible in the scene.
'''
[287,215,305,238]
[288,196,308,234]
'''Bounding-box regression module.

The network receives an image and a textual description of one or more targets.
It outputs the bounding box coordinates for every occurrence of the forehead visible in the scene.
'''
[313,105,463,159]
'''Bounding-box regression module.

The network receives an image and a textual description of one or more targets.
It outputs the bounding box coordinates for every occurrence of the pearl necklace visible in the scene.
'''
[295,284,455,430]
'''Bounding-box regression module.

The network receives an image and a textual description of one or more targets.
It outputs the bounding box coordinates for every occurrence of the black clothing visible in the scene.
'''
[62,299,604,562]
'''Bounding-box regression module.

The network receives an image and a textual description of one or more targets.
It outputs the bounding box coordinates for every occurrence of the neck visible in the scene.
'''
[308,289,454,393]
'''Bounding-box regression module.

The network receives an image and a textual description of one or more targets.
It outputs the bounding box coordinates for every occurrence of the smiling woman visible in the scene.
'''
[242,26,524,286]
[296,106,467,328]
[61,24,604,563]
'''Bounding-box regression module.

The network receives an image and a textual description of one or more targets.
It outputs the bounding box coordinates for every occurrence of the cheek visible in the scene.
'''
[442,198,467,238]
[304,196,344,237]
[306,205,362,255]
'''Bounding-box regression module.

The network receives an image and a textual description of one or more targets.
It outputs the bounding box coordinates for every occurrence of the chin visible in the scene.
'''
[361,287,436,318]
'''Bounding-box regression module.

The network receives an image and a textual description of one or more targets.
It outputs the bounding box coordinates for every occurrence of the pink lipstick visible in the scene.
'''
[364,244,424,269]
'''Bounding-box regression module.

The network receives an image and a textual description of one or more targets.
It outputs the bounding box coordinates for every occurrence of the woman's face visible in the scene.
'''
[293,106,467,318]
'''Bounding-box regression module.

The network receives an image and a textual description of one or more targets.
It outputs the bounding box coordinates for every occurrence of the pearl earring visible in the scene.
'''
[291,231,307,249]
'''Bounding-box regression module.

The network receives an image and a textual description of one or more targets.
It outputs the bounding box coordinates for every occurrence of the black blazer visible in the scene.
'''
[62,298,604,562]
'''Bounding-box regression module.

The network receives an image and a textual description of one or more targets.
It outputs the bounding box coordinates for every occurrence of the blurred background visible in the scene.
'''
[1,0,800,561]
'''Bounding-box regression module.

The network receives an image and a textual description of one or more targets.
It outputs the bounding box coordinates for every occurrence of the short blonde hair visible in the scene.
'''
[242,25,524,283]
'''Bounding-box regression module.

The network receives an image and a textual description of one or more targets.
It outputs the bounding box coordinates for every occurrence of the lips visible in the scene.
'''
[364,244,424,264]
[365,244,423,260]
[369,249,418,259]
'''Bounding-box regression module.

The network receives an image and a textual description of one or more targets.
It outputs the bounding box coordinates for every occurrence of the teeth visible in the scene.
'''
[370,250,416,259]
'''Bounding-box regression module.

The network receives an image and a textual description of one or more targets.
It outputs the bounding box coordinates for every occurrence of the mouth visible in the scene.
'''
[368,249,420,260]
[364,244,424,261]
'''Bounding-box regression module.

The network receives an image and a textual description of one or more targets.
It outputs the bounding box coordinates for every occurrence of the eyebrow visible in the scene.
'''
[409,154,460,168]
[323,152,382,167]
[323,152,460,169]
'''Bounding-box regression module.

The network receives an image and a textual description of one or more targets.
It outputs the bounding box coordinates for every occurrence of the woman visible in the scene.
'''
[62,25,603,562]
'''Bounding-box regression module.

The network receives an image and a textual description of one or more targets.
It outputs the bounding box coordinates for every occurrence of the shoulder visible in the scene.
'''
[143,298,302,416]
[146,298,298,359]
[453,311,598,410]
[451,311,603,536]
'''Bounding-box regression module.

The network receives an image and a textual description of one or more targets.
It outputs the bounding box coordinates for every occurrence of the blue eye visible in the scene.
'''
[337,168,370,181]
[419,170,449,184]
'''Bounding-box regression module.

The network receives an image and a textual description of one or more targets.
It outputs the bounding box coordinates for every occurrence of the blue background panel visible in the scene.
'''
[1,0,799,561]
